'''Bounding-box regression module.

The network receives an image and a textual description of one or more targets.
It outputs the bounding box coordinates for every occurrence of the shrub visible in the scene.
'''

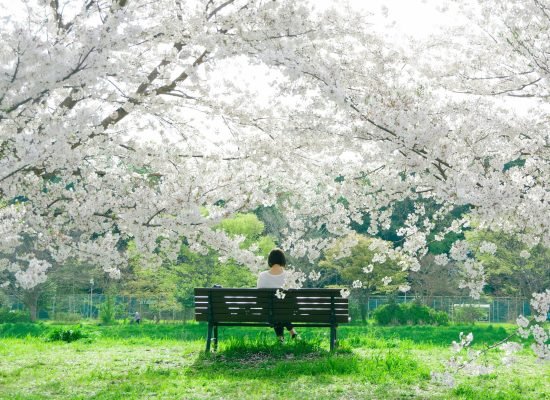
[99,295,115,324]
[373,302,449,326]
[372,301,402,325]
[348,301,363,322]
[453,306,487,324]
[47,326,86,343]
[430,309,450,326]
[0,308,31,323]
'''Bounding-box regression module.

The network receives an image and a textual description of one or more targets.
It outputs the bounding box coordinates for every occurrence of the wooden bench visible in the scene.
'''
[194,288,349,352]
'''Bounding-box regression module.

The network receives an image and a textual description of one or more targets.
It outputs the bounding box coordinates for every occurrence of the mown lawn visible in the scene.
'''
[0,322,548,399]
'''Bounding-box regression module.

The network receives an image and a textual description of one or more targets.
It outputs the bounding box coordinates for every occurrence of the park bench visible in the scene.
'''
[194,288,349,352]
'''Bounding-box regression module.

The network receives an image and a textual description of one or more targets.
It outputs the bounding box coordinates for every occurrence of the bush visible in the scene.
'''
[373,301,402,325]
[99,295,115,324]
[373,302,449,326]
[0,308,31,323]
[47,326,86,342]
[47,327,86,343]
[453,306,487,324]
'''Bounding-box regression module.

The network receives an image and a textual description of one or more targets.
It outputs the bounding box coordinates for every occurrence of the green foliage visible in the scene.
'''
[319,234,408,321]
[217,213,275,252]
[502,158,526,171]
[47,326,85,342]
[466,229,550,297]
[256,235,277,257]
[453,306,487,324]
[373,301,449,326]
[320,234,406,293]
[99,295,116,324]
[172,244,257,308]
[123,212,273,312]
[0,308,32,323]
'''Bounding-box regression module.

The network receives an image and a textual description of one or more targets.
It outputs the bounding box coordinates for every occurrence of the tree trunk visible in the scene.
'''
[29,302,37,322]
[24,290,40,322]
[360,302,367,322]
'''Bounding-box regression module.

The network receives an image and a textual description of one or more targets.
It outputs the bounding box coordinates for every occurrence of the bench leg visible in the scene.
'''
[213,324,219,351]
[330,325,337,352]
[206,322,213,352]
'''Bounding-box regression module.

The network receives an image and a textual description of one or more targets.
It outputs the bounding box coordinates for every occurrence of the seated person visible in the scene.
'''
[257,248,298,342]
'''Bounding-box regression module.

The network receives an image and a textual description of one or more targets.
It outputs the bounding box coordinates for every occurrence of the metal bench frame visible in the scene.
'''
[194,288,349,352]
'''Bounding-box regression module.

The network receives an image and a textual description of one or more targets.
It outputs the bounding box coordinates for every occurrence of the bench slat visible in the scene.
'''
[194,288,344,295]
[196,300,348,307]
[194,288,349,326]
[196,309,348,317]
[197,313,349,323]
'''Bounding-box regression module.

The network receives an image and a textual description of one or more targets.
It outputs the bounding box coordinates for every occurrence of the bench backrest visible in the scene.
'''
[194,288,349,324]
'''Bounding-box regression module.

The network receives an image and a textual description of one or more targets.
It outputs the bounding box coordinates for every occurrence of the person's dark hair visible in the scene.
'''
[268,248,286,267]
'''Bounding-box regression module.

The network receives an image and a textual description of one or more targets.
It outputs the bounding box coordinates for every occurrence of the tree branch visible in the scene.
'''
[144,208,166,227]
[206,0,236,21]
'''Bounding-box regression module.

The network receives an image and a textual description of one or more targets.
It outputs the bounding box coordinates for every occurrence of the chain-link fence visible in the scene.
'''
[351,295,532,323]
[1,293,532,323]
[2,294,194,323]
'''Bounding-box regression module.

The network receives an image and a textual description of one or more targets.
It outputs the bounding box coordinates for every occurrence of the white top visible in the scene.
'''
[257,270,287,288]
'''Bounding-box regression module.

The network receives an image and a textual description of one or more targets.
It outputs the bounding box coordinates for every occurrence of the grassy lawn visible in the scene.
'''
[0,322,548,399]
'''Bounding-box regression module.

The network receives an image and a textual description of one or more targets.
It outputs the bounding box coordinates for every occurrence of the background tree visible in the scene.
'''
[409,254,462,301]
[0,1,548,343]
[466,230,550,298]
[319,234,406,322]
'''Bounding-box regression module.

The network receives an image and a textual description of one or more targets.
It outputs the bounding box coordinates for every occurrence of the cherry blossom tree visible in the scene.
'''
[411,0,550,364]
[0,0,548,361]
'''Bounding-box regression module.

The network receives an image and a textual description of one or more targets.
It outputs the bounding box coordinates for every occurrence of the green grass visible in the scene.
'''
[0,322,548,399]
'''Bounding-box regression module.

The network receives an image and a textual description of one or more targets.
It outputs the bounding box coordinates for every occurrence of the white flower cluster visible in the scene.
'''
[352,280,363,289]
[431,371,455,388]
[434,254,450,266]
[0,205,23,252]
[478,241,497,255]
[435,331,495,386]
[308,271,321,281]
[281,267,307,291]
[382,276,392,286]
[14,258,52,290]
[515,290,550,361]
[398,284,411,293]
[499,342,522,367]
[371,252,387,264]
[450,240,469,262]
[452,332,474,353]
[519,250,531,259]
[458,259,486,299]
[362,264,374,274]
[531,290,550,323]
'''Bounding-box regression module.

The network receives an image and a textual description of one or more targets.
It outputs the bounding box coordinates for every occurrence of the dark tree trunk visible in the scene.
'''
[29,302,37,322]
[23,290,40,322]
[360,302,367,322]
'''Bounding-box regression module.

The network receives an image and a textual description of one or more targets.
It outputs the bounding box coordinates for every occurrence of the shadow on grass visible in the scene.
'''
[186,335,431,386]
[186,336,359,380]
